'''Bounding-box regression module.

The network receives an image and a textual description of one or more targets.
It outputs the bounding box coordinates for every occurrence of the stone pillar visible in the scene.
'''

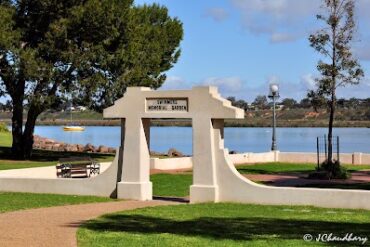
[353,152,362,165]
[190,117,221,203]
[143,118,151,150]
[117,119,125,183]
[117,117,152,200]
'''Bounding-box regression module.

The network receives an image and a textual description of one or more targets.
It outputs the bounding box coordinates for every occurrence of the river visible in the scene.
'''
[33,126,370,155]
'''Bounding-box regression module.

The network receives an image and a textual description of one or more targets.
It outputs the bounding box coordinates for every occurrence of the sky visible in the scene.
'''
[135,0,370,102]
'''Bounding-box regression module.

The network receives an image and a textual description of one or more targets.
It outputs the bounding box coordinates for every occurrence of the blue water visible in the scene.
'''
[33,126,370,155]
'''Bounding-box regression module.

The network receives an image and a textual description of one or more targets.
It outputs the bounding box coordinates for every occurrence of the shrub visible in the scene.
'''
[0,122,9,133]
[320,160,350,179]
[308,160,350,180]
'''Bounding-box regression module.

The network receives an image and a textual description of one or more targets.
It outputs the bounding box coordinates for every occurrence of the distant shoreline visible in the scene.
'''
[1,119,369,128]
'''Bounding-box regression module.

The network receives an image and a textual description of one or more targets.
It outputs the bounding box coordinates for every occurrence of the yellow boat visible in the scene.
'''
[63,126,85,131]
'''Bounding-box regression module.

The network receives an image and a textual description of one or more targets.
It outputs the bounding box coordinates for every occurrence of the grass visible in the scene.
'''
[0,131,12,147]
[77,203,370,247]
[151,174,192,197]
[149,163,370,197]
[0,192,115,213]
[0,147,115,170]
[236,162,370,175]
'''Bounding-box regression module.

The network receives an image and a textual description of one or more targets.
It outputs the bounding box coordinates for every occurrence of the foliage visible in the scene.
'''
[280,98,297,109]
[319,160,350,179]
[77,203,370,247]
[227,96,249,111]
[306,90,327,112]
[252,95,268,109]
[309,0,364,167]
[0,192,114,213]
[0,0,183,158]
[0,122,9,132]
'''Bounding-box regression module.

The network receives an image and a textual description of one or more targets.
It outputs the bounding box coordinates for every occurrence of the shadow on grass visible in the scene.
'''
[296,183,370,190]
[80,214,369,245]
[0,146,114,162]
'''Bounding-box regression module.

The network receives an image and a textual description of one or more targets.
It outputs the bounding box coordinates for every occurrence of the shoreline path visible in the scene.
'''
[0,199,179,247]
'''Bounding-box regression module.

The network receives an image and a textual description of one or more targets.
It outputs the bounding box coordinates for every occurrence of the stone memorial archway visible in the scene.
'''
[103,86,244,201]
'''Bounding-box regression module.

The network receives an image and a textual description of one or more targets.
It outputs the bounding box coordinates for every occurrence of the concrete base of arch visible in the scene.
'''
[117,181,152,201]
[190,185,219,202]
[190,124,370,210]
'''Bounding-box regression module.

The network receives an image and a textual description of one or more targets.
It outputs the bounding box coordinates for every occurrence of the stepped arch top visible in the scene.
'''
[103,86,244,119]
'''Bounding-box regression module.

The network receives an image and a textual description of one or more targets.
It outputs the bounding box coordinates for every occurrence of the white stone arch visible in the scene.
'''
[104,86,243,201]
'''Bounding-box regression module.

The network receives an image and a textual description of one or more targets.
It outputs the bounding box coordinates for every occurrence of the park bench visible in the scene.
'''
[56,157,100,178]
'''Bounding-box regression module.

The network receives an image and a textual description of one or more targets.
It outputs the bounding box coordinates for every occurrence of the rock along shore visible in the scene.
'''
[32,135,186,157]
[32,135,116,154]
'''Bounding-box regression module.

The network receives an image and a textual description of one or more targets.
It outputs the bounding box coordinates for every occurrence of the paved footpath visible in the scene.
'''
[0,200,179,247]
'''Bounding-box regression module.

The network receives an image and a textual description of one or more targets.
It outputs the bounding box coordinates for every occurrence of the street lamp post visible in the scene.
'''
[268,84,279,151]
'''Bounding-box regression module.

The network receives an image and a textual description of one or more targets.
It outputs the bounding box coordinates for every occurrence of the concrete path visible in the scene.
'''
[0,200,179,247]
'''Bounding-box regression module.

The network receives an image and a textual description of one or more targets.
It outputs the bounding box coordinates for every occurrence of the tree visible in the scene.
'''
[235,99,248,111]
[307,90,327,112]
[227,97,249,111]
[227,97,236,105]
[299,98,312,108]
[253,95,268,109]
[309,0,364,173]
[336,98,346,108]
[347,97,360,108]
[280,98,297,109]
[0,0,183,158]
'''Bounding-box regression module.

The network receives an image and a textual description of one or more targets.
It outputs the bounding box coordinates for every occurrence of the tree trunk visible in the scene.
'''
[11,97,24,158]
[327,97,335,164]
[23,104,42,159]
[328,5,337,170]
[10,77,26,158]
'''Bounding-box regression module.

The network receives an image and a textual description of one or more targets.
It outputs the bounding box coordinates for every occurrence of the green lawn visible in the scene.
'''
[0,192,115,213]
[0,132,12,147]
[0,131,114,171]
[237,162,370,174]
[0,147,115,170]
[77,203,370,247]
[150,163,370,197]
[151,174,192,197]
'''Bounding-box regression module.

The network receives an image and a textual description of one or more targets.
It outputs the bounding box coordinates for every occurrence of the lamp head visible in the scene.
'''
[268,83,280,98]
[270,84,278,92]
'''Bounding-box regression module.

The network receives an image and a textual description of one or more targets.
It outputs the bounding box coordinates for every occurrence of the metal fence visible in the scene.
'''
[316,135,340,168]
